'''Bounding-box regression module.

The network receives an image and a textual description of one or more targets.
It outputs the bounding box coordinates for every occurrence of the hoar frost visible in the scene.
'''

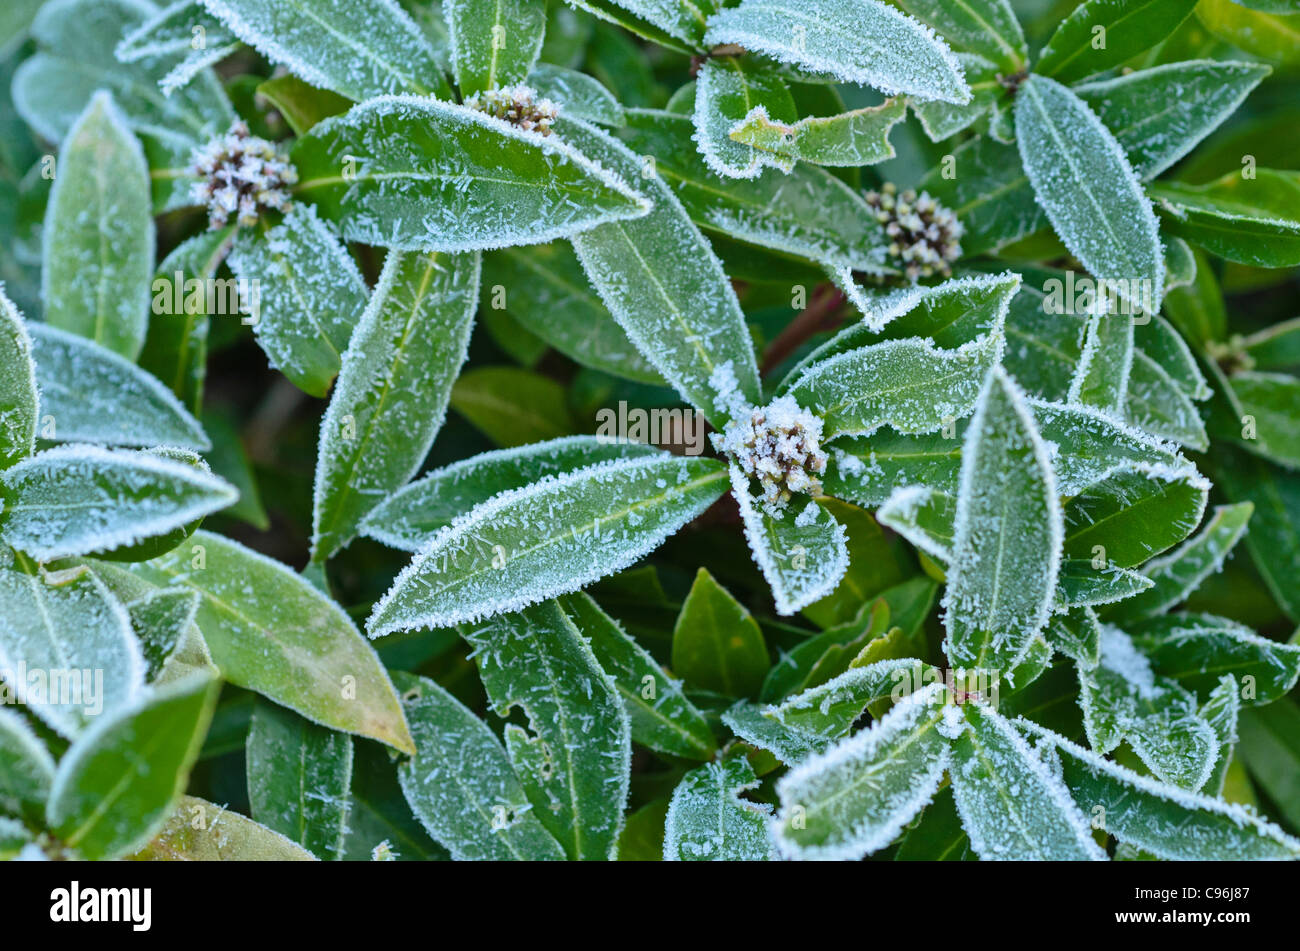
[715,396,828,513]
[464,85,559,136]
[190,120,298,229]
[865,183,962,279]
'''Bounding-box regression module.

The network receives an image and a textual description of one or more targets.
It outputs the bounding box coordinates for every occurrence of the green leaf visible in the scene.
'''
[891,0,1027,73]
[139,226,237,415]
[361,436,660,551]
[1195,0,1300,66]
[723,700,831,763]
[529,63,625,127]
[877,486,956,564]
[559,592,716,761]
[116,0,241,97]
[1061,464,1209,569]
[823,428,962,507]
[568,0,715,50]
[0,706,55,821]
[671,567,770,697]
[1020,718,1300,859]
[199,0,451,100]
[1046,607,1102,669]
[1241,315,1300,372]
[1106,502,1253,623]
[561,117,761,427]
[42,91,154,361]
[919,136,1046,256]
[450,366,576,447]
[1056,559,1154,610]
[765,657,929,740]
[911,54,1001,143]
[894,785,975,860]
[29,324,210,452]
[13,0,232,144]
[1015,74,1163,315]
[949,702,1105,859]
[943,367,1062,671]
[446,0,547,95]
[1,445,236,561]
[293,97,650,253]
[703,0,971,105]
[344,739,446,861]
[731,96,906,167]
[122,585,205,682]
[1128,613,1300,704]
[1151,170,1300,268]
[1139,313,1210,400]
[663,758,774,860]
[1075,61,1271,181]
[133,795,317,860]
[617,109,890,273]
[1237,700,1300,833]
[694,55,797,179]
[1124,347,1208,450]
[786,331,1004,440]
[312,249,480,562]
[481,243,661,383]
[227,204,369,398]
[772,683,950,860]
[1069,312,1134,415]
[0,288,37,470]
[369,451,728,634]
[46,671,219,860]
[1035,0,1198,84]
[255,74,352,137]
[465,600,630,860]
[246,700,354,860]
[123,530,415,754]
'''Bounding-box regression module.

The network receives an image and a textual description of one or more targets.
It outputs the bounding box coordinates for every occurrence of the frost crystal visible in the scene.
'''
[189,120,298,229]
[865,183,962,280]
[716,396,828,512]
[464,85,559,136]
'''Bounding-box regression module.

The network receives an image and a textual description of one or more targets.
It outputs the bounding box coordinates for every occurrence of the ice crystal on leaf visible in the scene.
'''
[189,120,297,229]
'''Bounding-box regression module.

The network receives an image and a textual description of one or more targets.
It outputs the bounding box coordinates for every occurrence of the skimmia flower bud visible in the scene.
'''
[463,85,560,136]
[716,396,828,513]
[189,120,298,230]
[866,182,963,280]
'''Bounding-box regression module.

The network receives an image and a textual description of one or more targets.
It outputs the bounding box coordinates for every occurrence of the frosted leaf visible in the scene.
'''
[786,332,1003,440]
[115,0,241,96]
[1074,61,1271,181]
[693,56,796,180]
[1123,348,1209,449]
[0,288,38,470]
[0,706,55,818]
[0,556,145,738]
[1197,674,1240,798]
[446,0,547,95]
[703,0,971,104]
[133,795,315,860]
[1015,74,1164,316]
[1019,717,1300,860]
[464,600,631,860]
[664,758,775,861]
[730,464,848,616]
[1068,312,1135,415]
[918,135,1046,256]
[1128,612,1300,706]
[311,249,480,562]
[226,203,368,398]
[529,64,624,127]
[912,53,1000,143]
[567,0,719,48]
[1055,559,1154,610]
[291,96,651,254]
[42,91,154,362]
[877,485,956,564]
[619,109,891,274]
[1139,313,1210,401]
[1045,607,1102,669]
[764,658,931,740]
[891,0,1027,73]
[559,592,715,761]
[246,700,354,860]
[367,452,729,635]
[1150,169,1300,269]
[949,703,1106,860]
[1107,503,1253,624]
[722,701,830,765]
[199,0,449,100]
[28,324,210,452]
[45,672,219,860]
[360,436,661,552]
[562,117,762,426]
[116,584,204,683]
[1,445,237,561]
[942,367,1062,672]
[823,429,962,509]
[772,682,950,860]
[1078,625,1218,790]
[13,0,232,145]
[733,98,906,168]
